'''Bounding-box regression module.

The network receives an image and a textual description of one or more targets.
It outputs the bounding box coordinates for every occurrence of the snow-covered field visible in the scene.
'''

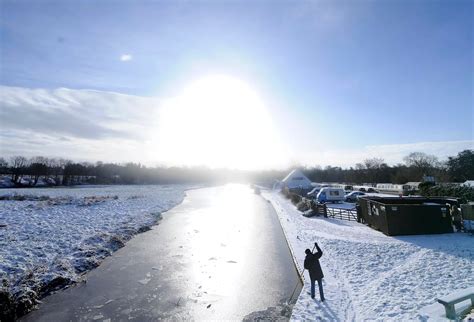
[263,190,474,321]
[0,184,190,316]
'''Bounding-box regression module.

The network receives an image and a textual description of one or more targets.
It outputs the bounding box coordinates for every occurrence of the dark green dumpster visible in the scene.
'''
[358,197,454,236]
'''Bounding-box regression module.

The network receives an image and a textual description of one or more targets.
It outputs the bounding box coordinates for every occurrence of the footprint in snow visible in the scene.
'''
[138,278,151,285]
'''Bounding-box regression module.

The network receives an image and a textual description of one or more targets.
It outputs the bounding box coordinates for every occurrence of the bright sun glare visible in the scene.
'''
[153,75,287,170]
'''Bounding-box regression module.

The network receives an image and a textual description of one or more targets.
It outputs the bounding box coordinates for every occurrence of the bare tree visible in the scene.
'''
[0,157,8,172]
[29,156,49,185]
[403,152,439,180]
[363,158,385,170]
[10,156,28,183]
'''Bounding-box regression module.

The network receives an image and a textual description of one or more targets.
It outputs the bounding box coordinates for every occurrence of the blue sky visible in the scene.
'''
[0,0,472,168]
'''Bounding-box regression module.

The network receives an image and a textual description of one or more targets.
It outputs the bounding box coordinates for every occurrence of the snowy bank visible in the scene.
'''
[262,190,474,321]
[0,185,191,319]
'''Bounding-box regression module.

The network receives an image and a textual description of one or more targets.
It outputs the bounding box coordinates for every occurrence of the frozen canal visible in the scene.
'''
[22,184,302,321]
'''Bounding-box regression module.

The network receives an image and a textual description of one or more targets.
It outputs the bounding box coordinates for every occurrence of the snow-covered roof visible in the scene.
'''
[282,169,305,182]
[405,182,421,187]
[281,169,312,189]
[463,180,474,187]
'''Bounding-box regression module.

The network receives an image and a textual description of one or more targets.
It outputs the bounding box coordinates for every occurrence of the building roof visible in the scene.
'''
[281,169,312,188]
[463,180,474,187]
[282,169,306,182]
[405,182,421,186]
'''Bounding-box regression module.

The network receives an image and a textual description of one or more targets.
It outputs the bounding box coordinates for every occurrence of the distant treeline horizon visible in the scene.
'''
[0,150,472,187]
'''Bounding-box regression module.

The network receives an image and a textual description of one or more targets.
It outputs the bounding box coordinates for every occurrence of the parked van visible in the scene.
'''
[316,187,345,203]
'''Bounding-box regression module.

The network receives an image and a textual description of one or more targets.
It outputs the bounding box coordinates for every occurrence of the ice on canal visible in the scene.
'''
[0,184,190,317]
[19,184,301,321]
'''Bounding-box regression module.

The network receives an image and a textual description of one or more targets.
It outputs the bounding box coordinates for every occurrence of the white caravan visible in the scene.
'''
[307,184,328,198]
[316,187,345,203]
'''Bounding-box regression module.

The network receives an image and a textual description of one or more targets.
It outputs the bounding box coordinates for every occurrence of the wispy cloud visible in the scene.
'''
[0,86,161,162]
[120,54,132,61]
[0,85,471,168]
[0,86,158,140]
[287,0,366,32]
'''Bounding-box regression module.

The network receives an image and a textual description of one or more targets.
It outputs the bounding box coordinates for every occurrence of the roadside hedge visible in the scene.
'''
[281,188,303,205]
[419,183,474,203]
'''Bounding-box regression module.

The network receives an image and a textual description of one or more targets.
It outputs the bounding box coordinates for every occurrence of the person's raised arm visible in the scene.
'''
[314,242,323,259]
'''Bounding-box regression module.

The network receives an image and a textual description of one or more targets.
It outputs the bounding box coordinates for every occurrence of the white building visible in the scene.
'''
[281,169,313,190]
[405,182,421,190]
[462,180,474,188]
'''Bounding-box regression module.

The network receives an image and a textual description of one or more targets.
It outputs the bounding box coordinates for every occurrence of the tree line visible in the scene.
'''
[0,150,472,187]
[301,150,473,184]
[0,156,259,186]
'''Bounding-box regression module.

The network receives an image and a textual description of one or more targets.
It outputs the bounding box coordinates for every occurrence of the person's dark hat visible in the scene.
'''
[305,249,311,255]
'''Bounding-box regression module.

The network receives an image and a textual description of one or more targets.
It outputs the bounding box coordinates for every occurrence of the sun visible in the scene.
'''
[152,75,287,170]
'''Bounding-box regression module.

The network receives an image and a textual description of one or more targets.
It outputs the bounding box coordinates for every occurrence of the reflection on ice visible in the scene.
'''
[189,184,256,296]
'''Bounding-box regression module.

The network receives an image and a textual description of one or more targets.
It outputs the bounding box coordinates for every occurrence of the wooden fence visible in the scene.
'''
[312,203,328,217]
[302,197,359,221]
[326,206,358,221]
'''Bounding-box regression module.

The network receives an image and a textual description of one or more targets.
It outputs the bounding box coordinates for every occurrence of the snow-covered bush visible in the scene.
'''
[0,184,189,320]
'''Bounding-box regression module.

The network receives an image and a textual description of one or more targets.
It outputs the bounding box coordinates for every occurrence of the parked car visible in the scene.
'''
[316,187,345,203]
[345,191,365,202]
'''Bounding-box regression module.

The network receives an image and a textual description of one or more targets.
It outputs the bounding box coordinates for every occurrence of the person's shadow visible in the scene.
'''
[312,297,339,321]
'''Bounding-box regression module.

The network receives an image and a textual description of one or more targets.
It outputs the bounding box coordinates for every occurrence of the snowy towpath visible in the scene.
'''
[263,190,474,321]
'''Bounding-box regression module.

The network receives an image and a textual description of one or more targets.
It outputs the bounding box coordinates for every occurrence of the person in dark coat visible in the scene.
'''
[304,242,325,301]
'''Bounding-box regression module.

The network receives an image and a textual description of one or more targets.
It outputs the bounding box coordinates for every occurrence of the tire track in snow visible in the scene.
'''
[362,247,428,295]
[321,241,357,321]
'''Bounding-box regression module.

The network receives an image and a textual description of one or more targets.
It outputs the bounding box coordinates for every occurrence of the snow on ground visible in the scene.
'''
[419,288,474,321]
[465,309,474,321]
[0,184,191,316]
[0,176,15,188]
[326,202,356,210]
[262,190,474,321]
